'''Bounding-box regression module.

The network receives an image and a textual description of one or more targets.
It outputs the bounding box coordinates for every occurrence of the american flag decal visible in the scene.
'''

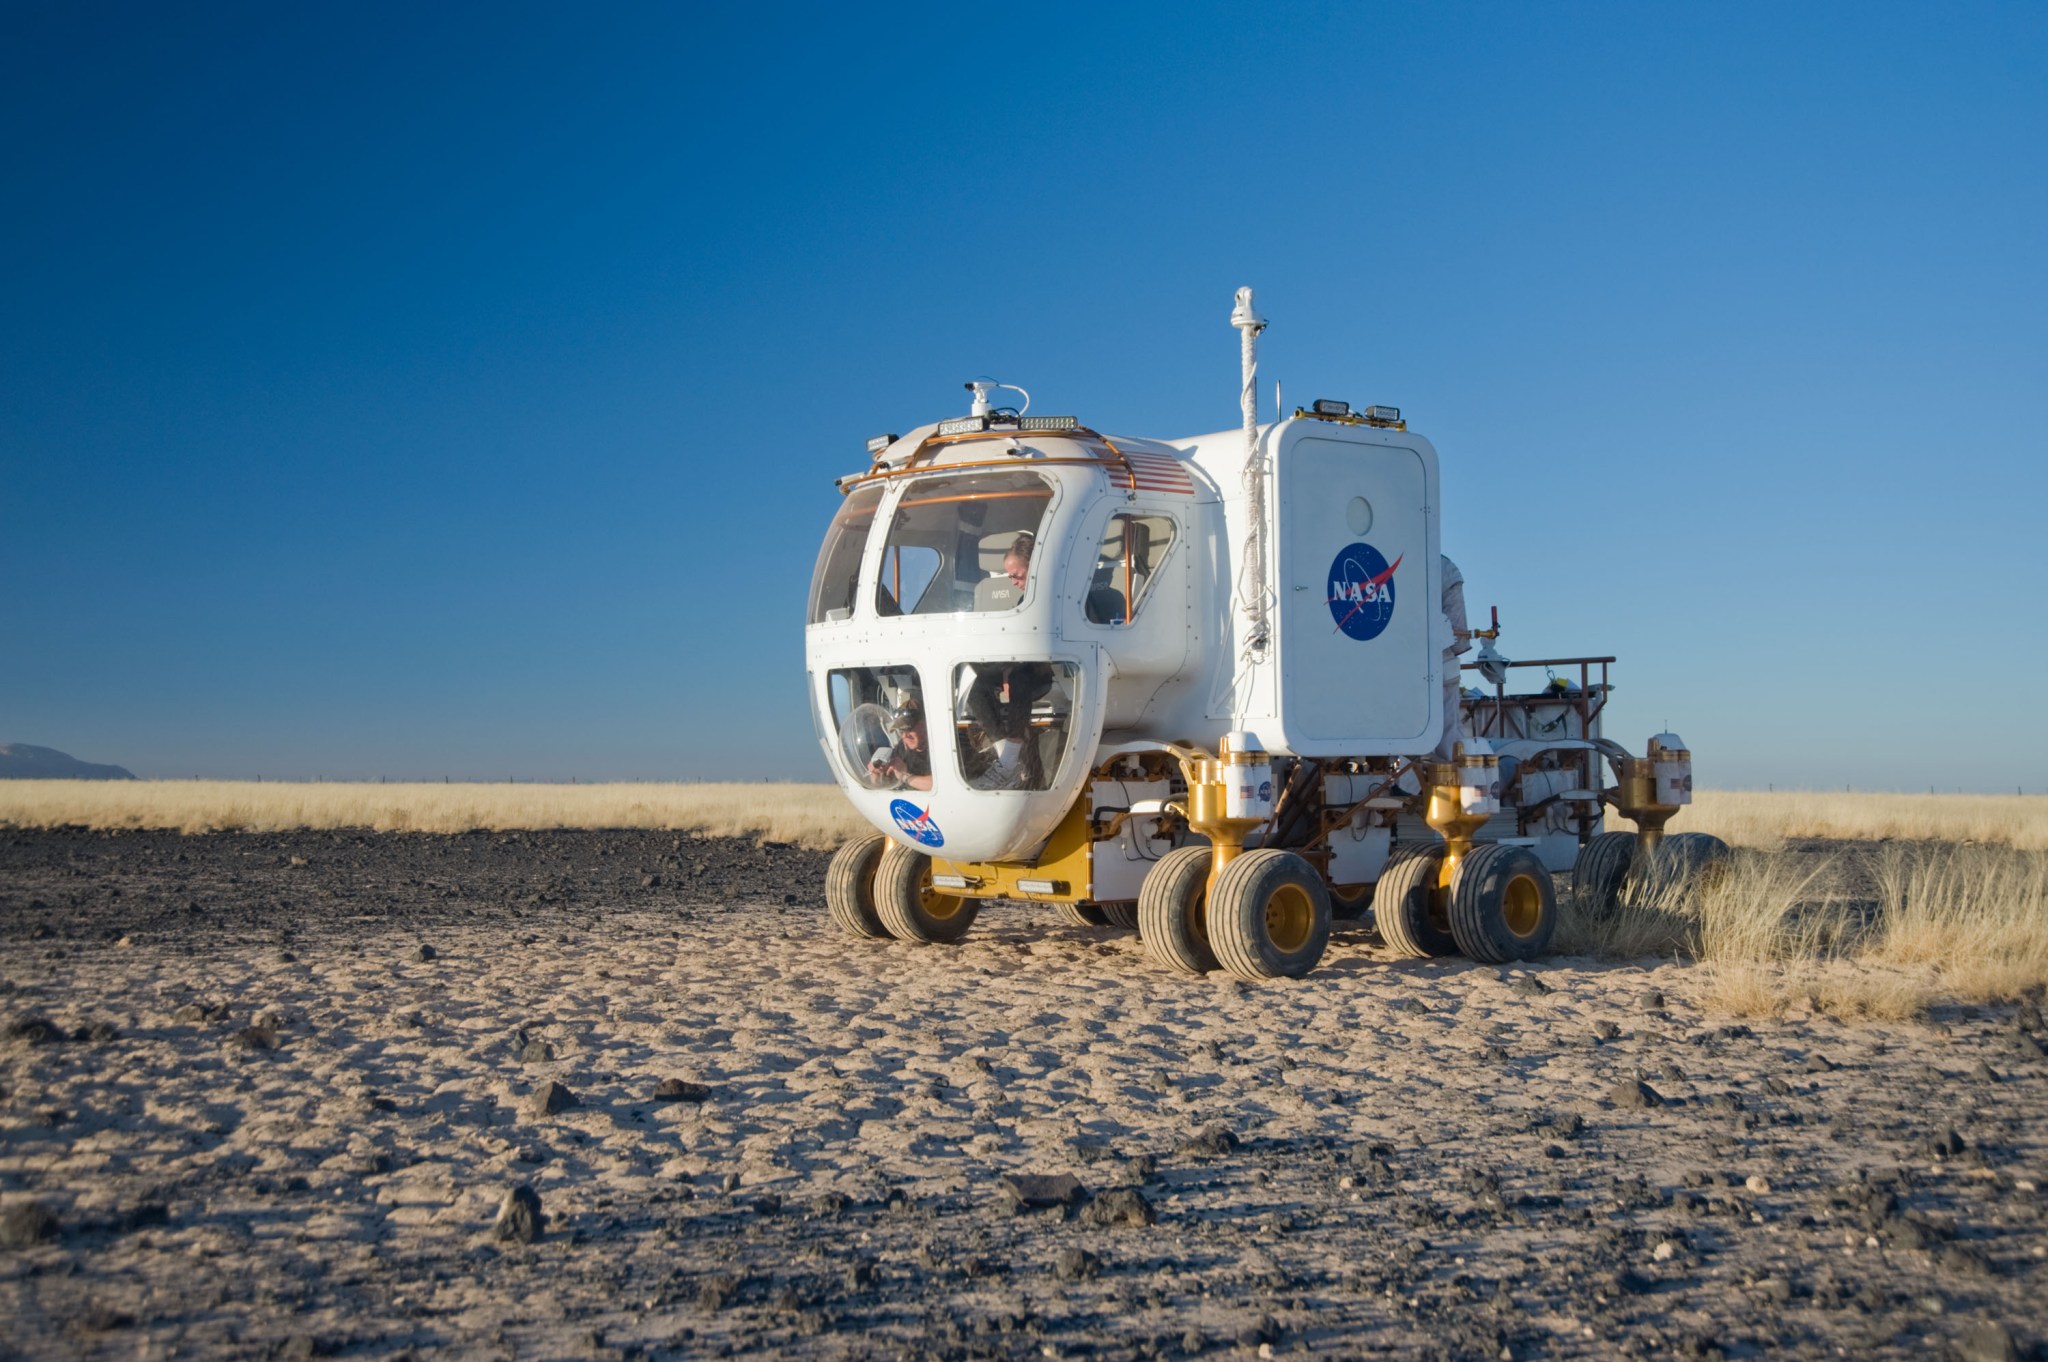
[1120,451,1197,495]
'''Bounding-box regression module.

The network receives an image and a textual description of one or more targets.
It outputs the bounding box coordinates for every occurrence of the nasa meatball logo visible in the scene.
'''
[889,799,945,848]
[1327,542,1404,641]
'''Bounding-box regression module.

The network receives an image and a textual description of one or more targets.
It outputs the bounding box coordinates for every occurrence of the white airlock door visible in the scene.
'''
[1275,435,1439,753]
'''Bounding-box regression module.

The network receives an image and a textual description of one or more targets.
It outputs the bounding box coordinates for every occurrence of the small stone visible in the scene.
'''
[1392,998,1429,1015]
[1484,1043,1511,1063]
[1610,1079,1664,1110]
[1973,1060,2000,1083]
[1927,1128,1968,1159]
[697,1274,739,1311]
[1642,989,1666,1010]
[226,1026,276,1051]
[653,1078,710,1102]
[1054,1246,1099,1280]
[412,944,437,963]
[641,874,661,888]
[85,1022,118,1044]
[520,1040,555,1064]
[526,1080,579,1117]
[492,1184,544,1242]
[842,1259,876,1291]
[1079,1187,1156,1227]
[1955,1320,2018,1362]
[6,1015,63,1044]
[1652,1239,1677,1261]
[1178,1124,1239,1157]
[1542,1144,1567,1160]
[275,1334,328,1360]
[999,1173,1084,1208]
[1511,975,1551,997]
[1803,1053,1836,1073]
[0,1200,59,1248]
[1764,1075,1794,1096]
[1745,1175,1772,1195]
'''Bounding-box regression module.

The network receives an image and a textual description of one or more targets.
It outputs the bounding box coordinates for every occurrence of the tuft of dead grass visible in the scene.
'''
[0,780,869,850]
[1564,838,2048,1019]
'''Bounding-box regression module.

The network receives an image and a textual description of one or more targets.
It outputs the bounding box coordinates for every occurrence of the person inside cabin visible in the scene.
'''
[867,698,933,791]
[965,660,1054,788]
[973,532,1035,611]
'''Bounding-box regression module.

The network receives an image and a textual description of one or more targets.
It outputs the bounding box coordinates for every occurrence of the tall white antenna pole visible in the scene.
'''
[1231,287,1270,656]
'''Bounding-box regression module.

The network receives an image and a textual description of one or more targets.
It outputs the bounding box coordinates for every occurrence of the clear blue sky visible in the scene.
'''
[4,2,2043,790]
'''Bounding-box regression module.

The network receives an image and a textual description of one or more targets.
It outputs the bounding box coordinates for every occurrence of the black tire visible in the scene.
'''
[1449,843,1558,964]
[1208,849,1332,981]
[873,842,981,944]
[1100,902,1139,931]
[1660,831,1733,882]
[1139,845,1216,975]
[1056,901,1111,928]
[1373,844,1459,958]
[826,833,890,940]
[1571,831,1638,920]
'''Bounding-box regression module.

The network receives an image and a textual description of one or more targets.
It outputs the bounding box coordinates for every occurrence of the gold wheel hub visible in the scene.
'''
[1502,873,1545,937]
[1265,883,1315,953]
[918,876,965,921]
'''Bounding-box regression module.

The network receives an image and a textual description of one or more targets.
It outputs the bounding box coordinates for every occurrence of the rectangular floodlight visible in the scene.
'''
[1017,416,1080,432]
[936,416,988,436]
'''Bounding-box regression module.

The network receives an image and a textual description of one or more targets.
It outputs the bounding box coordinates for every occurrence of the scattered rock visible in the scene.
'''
[1079,1187,1156,1228]
[999,1173,1084,1209]
[1483,1043,1511,1063]
[697,1274,739,1311]
[226,1026,276,1051]
[1804,1053,1836,1072]
[1609,1079,1665,1110]
[1955,1320,2018,1362]
[653,1078,711,1102]
[274,1333,330,1360]
[6,1015,62,1045]
[1391,998,1429,1015]
[173,1002,230,1024]
[412,944,437,962]
[1593,1020,1621,1041]
[520,1040,555,1064]
[1744,1174,1772,1195]
[1511,975,1551,997]
[492,1184,544,1243]
[0,1200,59,1249]
[1927,1128,1968,1159]
[526,1080,580,1117]
[1643,989,1666,1010]
[1054,1246,1099,1280]
[80,1021,117,1044]
[1178,1124,1238,1158]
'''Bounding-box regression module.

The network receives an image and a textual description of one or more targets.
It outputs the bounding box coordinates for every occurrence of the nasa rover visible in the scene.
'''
[805,289,1717,981]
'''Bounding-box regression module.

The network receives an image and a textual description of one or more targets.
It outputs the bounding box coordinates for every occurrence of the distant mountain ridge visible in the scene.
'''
[0,744,137,780]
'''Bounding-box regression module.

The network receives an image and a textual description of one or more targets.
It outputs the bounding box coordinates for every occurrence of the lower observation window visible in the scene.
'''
[951,661,1080,792]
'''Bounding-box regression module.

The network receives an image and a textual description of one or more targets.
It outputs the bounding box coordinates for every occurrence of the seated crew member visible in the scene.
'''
[965,660,1054,788]
[867,699,933,791]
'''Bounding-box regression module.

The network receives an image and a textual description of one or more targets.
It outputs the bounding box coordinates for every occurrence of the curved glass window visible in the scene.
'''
[875,471,1053,617]
[951,660,1081,791]
[808,484,885,624]
[1084,513,1177,625]
[828,665,930,790]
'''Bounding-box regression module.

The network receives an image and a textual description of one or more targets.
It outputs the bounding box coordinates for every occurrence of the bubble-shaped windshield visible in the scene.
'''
[875,470,1054,617]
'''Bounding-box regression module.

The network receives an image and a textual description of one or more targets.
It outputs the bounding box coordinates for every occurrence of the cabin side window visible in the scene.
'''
[807,485,885,623]
[950,661,1080,791]
[874,471,1054,616]
[1084,514,1177,625]
[827,665,931,791]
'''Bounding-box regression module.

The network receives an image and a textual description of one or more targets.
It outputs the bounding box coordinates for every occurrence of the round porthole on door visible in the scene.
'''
[1346,496,1374,537]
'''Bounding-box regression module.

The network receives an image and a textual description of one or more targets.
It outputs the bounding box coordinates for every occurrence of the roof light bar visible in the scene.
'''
[865,433,899,455]
[1364,405,1401,424]
[1311,398,1351,417]
[936,416,988,436]
[1017,415,1080,432]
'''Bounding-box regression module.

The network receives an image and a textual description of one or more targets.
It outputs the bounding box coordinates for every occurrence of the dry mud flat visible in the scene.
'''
[1,830,2045,1362]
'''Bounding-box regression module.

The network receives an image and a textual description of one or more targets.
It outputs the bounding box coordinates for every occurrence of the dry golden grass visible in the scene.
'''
[0,780,868,850]
[1562,838,2048,1019]
[1667,788,2048,851]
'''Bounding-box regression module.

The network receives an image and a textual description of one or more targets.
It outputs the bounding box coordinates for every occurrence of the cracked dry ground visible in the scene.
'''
[1,828,2044,1361]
